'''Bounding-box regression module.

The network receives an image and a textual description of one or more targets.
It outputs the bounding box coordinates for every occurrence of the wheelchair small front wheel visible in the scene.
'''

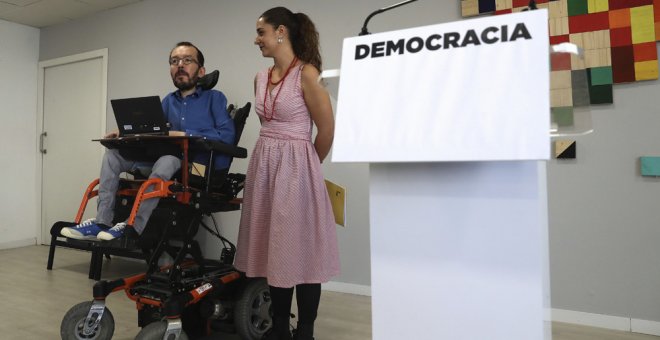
[234,278,272,340]
[60,301,115,340]
[135,321,190,340]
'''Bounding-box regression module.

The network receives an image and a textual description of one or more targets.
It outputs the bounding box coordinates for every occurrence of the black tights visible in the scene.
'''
[269,283,321,325]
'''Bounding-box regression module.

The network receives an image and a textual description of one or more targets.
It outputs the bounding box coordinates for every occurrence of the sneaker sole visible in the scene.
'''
[96,231,118,241]
[60,228,99,241]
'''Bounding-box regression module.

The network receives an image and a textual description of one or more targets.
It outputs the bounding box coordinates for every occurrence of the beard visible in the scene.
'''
[173,70,199,91]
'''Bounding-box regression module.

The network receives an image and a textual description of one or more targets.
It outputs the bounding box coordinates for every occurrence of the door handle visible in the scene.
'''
[40,131,47,154]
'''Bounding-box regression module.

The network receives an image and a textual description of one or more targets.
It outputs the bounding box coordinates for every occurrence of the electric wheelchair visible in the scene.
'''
[55,71,272,340]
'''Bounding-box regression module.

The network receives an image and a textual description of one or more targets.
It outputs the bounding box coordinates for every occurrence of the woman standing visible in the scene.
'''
[234,6,340,340]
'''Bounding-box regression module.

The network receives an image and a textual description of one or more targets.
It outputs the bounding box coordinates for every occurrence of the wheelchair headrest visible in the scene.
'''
[197,70,219,90]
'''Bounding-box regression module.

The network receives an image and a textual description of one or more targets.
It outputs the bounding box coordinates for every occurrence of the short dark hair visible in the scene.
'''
[170,41,205,67]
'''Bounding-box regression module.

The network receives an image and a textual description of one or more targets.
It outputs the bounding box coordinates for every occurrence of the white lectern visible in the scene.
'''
[329,10,552,340]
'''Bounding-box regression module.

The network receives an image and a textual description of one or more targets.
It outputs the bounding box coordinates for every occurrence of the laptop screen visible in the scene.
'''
[110,96,169,137]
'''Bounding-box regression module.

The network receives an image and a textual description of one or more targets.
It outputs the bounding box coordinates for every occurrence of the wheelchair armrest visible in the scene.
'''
[193,139,247,159]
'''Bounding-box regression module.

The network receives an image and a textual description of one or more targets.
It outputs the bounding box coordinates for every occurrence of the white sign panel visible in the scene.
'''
[332,10,550,162]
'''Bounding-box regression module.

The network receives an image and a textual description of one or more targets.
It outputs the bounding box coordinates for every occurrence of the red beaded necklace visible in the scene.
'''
[264,57,298,122]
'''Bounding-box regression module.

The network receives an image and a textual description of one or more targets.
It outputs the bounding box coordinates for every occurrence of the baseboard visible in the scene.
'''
[323,281,371,296]
[0,237,37,250]
[552,308,660,336]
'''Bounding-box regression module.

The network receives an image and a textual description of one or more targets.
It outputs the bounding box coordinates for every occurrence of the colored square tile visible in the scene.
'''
[572,69,591,106]
[555,140,577,159]
[588,84,614,103]
[496,0,513,10]
[567,0,588,16]
[609,8,631,28]
[582,29,611,49]
[611,45,636,82]
[479,0,497,13]
[550,17,570,35]
[551,107,575,126]
[633,42,658,61]
[609,0,653,11]
[495,9,513,14]
[552,89,574,107]
[630,5,656,44]
[568,12,610,33]
[589,66,614,85]
[610,27,633,47]
[587,0,608,13]
[552,52,573,70]
[550,34,570,45]
[461,0,480,16]
[550,34,571,45]
[552,70,573,89]
[635,60,659,80]
[549,0,569,18]
[640,156,660,176]
[585,48,612,68]
[513,0,529,7]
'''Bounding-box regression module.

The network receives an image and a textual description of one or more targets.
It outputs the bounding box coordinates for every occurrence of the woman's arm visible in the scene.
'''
[301,65,334,162]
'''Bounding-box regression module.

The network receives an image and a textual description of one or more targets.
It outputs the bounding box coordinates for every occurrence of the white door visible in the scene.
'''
[39,49,107,244]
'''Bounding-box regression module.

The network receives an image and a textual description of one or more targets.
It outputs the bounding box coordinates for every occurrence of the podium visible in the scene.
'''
[328,10,553,340]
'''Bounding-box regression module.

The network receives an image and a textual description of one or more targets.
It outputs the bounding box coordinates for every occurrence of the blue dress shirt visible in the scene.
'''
[162,87,236,170]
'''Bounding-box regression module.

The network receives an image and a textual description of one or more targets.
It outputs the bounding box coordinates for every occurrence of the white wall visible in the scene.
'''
[0,19,40,249]
[35,0,660,332]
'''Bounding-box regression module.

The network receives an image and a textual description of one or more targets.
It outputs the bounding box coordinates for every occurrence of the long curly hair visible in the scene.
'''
[261,7,322,72]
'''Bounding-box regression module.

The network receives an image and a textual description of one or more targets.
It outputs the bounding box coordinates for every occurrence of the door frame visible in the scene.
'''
[36,48,108,244]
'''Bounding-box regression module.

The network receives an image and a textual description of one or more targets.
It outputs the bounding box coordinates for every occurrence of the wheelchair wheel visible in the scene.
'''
[60,301,115,340]
[234,278,272,340]
[135,321,190,340]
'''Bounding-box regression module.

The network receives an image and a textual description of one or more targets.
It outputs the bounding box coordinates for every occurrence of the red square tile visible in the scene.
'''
[513,0,529,7]
[633,42,658,62]
[611,46,636,83]
[551,53,572,71]
[550,35,570,45]
[495,9,513,15]
[569,12,610,34]
[609,0,653,10]
[610,27,633,47]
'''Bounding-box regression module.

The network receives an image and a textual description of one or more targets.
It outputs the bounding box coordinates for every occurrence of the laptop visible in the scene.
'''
[110,96,169,137]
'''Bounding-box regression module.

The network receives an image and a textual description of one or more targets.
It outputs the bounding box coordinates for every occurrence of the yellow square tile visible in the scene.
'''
[631,5,655,44]
[635,60,659,81]
[588,0,608,13]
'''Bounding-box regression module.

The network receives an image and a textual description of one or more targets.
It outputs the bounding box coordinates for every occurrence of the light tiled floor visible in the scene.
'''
[0,245,657,340]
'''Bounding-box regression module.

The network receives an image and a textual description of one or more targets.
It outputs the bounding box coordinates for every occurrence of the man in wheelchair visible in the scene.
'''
[61,41,235,241]
[57,42,270,340]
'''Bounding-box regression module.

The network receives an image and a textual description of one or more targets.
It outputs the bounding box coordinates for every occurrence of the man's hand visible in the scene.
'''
[168,131,186,137]
[104,130,119,138]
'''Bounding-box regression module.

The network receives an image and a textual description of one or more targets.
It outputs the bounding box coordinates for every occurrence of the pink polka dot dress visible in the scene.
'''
[234,65,340,288]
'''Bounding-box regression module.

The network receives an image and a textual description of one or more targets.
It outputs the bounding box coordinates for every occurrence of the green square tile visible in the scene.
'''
[641,157,660,176]
[552,107,574,127]
[567,0,588,16]
[590,67,613,86]
[589,84,613,104]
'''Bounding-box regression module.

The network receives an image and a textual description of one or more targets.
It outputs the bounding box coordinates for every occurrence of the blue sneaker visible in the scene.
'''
[60,218,104,240]
[97,222,127,241]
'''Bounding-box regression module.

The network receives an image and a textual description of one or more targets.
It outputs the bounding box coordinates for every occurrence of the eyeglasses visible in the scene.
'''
[169,56,199,66]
